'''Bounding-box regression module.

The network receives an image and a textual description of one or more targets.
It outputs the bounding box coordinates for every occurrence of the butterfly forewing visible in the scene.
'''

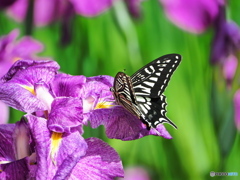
[131,54,181,98]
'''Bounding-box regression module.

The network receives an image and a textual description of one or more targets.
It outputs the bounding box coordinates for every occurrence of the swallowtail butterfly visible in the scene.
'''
[110,54,181,130]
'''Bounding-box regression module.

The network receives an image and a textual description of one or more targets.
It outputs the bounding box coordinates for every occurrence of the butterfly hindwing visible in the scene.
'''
[137,95,177,128]
[131,54,181,98]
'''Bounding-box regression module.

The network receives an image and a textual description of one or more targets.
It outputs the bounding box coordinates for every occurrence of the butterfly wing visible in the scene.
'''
[131,54,181,98]
[111,72,141,118]
[136,95,177,128]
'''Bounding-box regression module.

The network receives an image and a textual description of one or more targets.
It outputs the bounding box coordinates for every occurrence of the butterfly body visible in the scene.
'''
[110,54,181,130]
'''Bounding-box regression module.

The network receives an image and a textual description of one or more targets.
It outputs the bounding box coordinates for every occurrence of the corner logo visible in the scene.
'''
[210,171,215,177]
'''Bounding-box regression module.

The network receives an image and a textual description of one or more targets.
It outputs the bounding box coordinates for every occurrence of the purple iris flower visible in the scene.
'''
[0,60,124,179]
[0,59,60,113]
[0,58,173,178]
[159,0,221,34]
[7,0,115,26]
[210,6,240,86]
[210,7,240,64]
[0,59,85,134]
[0,29,44,124]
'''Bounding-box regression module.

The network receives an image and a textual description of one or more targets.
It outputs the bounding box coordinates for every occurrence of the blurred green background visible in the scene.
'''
[0,0,239,179]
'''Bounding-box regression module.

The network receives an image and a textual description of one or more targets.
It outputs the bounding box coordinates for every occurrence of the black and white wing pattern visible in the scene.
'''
[110,54,181,129]
[110,72,142,118]
[135,95,177,129]
[131,54,181,98]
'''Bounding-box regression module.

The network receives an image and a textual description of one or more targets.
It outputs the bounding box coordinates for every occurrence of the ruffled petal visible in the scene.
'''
[89,106,172,140]
[0,60,59,112]
[81,75,114,118]
[0,123,16,162]
[0,158,32,180]
[51,73,86,97]
[26,114,88,179]
[1,59,59,84]
[0,82,47,112]
[48,97,84,133]
[69,137,124,180]
[81,75,113,100]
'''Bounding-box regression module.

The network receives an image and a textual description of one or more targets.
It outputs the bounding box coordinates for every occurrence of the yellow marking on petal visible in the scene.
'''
[50,132,62,165]
[12,57,22,63]
[95,102,114,109]
[20,85,36,95]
